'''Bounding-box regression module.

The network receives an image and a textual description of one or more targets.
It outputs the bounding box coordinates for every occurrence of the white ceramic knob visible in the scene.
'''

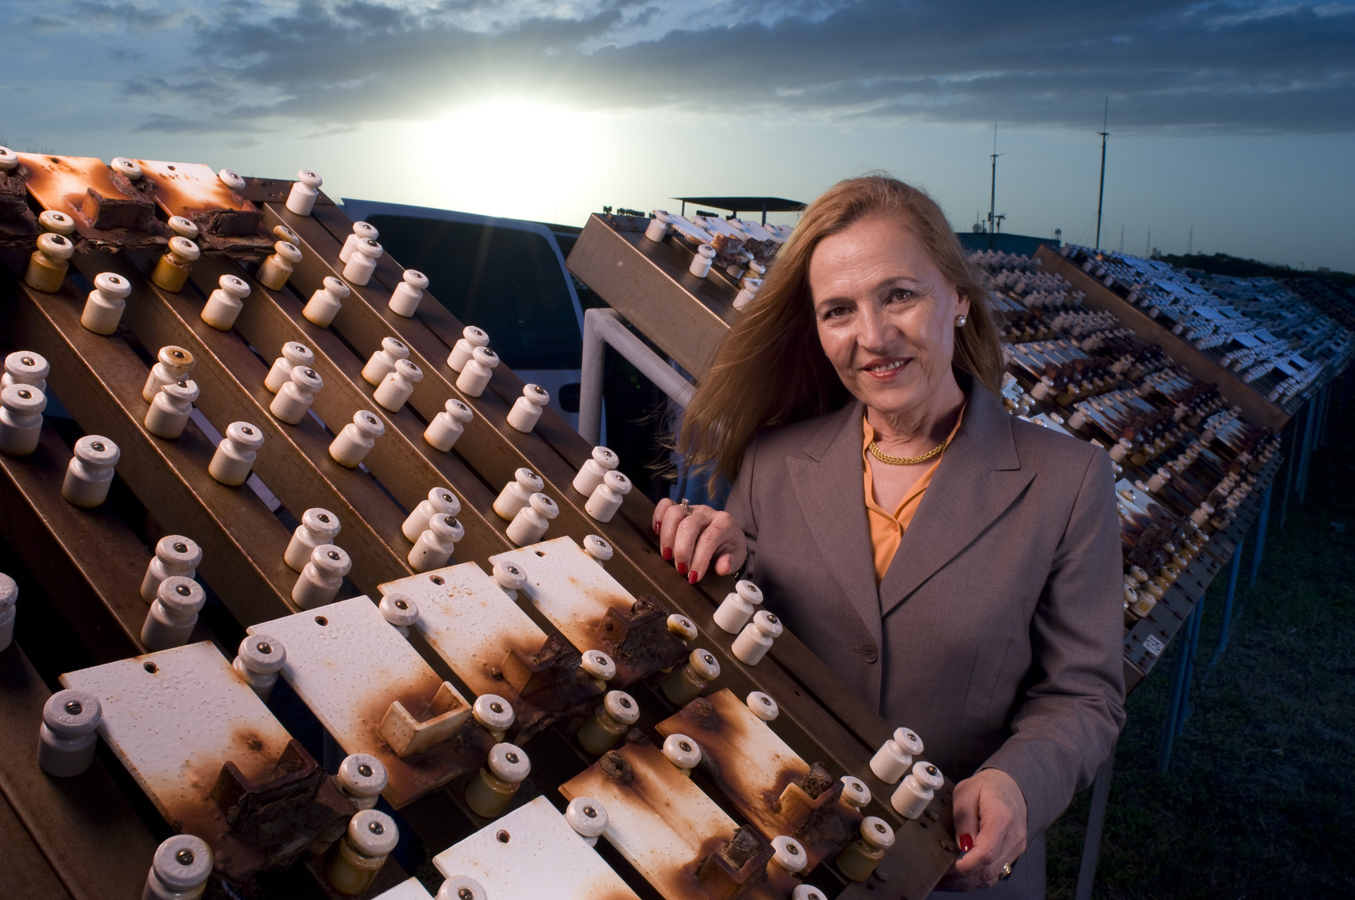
[264,341,315,393]
[389,269,429,317]
[234,633,286,700]
[662,733,702,774]
[292,543,350,608]
[598,693,641,733]
[62,435,120,507]
[340,222,380,264]
[200,274,251,331]
[893,727,924,757]
[141,535,202,602]
[859,816,895,849]
[329,409,384,468]
[565,797,609,846]
[581,650,617,683]
[732,609,782,666]
[379,592,419,637]
[144,379,199,439]
[890,761,944,819]
[219,168,246,190]
[840,776,872,810]
[270,365,324,425]
[362,336,410,386]
[424,398,473,451]
[3,350,50,393]
[437,876,488,900]
[110,156,142,179]
[585,470,631,523]
[208,421,265,486]
[506,493,557,546]
[141,575,205,651]
[713,579,763,634]
[144,834,212,900]
[486,742,531,783]
[38,211,76,236]
[0,573,16,654]
[167,216,199,239]
[142,346,195,402]
[746,690,779,722]
[285,169,323,216]
[0,146,17,171]
[408,514,463,572]
[303,275,352,327]
[272,223,300,245]
[343,238,383,285]
[337,753,388,810]
[38,689,101,777]
[257,240,302,291]
[689,244,716,278]
[792,887,827,900]
[492,561,527,599]
[507,383,549,433]
[667,614,698,641]
[472,694,515,740]
[582,534,613,565]
[732,278,762,312]
[80,271,133,335]
[402,486,462,541]
[455,346,498,398]
[446,326,490,372]
[374,358,423,413]
[0,384,45,456]
[572,446,619,496]
[771,835,808,874]
[347,809,399,858]
[644,211,670,242]
[285,508,342,572]
[493,468,544,521]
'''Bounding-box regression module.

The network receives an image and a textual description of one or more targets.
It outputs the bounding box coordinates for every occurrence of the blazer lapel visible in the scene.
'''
[786,401,884,648]
[879,386,1034,616]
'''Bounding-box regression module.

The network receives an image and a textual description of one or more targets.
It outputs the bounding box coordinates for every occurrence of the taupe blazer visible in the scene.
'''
[726,383,1126,847]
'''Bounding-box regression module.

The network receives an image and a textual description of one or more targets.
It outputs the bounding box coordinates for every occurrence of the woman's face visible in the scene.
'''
[808,215,969,421]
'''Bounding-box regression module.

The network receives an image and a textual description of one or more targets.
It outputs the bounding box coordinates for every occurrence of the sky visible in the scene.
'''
[2,0,1353,270]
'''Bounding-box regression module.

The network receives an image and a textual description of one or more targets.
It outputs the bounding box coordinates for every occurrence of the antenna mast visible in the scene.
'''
[988,123,1003,251]
[1095,98,1109,251]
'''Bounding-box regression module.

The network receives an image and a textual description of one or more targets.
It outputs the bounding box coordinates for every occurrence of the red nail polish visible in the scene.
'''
[676,562,687,576]
[959,834,974,853]
[662,547,673,561]
[653,522,661,535]
[689,570,699,584]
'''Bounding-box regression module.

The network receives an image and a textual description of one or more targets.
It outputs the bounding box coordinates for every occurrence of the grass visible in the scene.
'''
[1047,378,1355,899]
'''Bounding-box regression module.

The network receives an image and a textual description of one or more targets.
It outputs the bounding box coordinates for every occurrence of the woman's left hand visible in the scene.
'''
[937,768,1028,890]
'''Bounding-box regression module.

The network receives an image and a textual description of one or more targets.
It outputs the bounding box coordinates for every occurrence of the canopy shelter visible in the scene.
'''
[672,196,805,225]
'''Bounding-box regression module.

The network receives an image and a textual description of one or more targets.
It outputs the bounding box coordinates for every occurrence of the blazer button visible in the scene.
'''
[859,643,879,664]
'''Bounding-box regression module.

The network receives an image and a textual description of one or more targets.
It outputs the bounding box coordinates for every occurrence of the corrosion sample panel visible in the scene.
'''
[433,795,640,900]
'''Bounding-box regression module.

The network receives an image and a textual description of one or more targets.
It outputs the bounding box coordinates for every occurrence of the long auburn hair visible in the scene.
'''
[678,174,1003,484]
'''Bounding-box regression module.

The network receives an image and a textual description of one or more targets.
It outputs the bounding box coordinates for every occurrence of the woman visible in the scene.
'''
[652,176,1125,896]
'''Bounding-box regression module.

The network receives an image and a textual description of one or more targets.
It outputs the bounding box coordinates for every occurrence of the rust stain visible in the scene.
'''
[16,153,166,250]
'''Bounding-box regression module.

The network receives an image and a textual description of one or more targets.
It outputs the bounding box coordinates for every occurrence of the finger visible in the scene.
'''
[689,516,733,582]
[653,498,675,535]
[671,508,712,575]
[658,503,693,561]
[712,550,735,577]
[951,779,980,863]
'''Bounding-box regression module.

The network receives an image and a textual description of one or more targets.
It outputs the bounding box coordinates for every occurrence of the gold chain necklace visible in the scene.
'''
[867,436,950,466]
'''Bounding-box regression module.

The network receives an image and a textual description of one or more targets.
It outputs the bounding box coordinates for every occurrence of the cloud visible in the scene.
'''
[80,0,1355,135]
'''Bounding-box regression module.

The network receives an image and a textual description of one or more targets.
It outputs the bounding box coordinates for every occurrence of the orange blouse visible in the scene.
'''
[862,405,967,583]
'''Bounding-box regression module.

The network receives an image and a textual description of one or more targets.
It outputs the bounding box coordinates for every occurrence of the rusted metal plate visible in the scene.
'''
[250,597,492,808]
[132,160,273,258]
[433,795,639,899]
[16,153,164,250]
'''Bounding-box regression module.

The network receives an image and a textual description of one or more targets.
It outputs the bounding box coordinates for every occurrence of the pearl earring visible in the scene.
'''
[955,314,968,327]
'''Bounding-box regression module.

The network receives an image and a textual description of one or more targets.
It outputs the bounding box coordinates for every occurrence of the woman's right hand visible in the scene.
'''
[653,498,747,584]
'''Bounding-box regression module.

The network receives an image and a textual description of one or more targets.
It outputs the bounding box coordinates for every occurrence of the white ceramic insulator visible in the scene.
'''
[572,446,619,495]
[1068,409,1087,430]
[893,727,924,757]
[689,244,716,278]
[0,573,17,655]
[581,650,617,683]
[302,275,351,327]
[142,346,195,402]
[644,212,670,242]
[347,809,399,858]
[684,648,721,685]
[486,742,531,783]
[270,366,324,425]
[389,269,429,318]
[337,753,388,810]
[869,739,913,784]
[472,693,516,739]
[746,691,779,721]
[859,816,895,849]
[257,240,302,291]
[141,575,205,651]
[732,610,782,666]
[209,421,265,487]
[507,383,549,433]
[839,776,872,810]
[218,168,246,190]
[144,380,198,440]
[38,690,102,777]
[167,216,199,239]
[402,487,462,542]
[891,761,944,819]
[585,469,631,523]
[565,797,609,846]
[362,337,411,386]
[493,561,527,599]
[408,515,463,572]
[141,535,202,602]
[792,887,827,900]
[455,346,499,398]
[111,156,142,179]
[285,169,323,216]
[582,534,613,565]
[713,579,763,634]
[379,593,419,637]
[424,399,473,451]
[667,614,698,641]
[1029,376,1052,401]
[285,508,341,572]
[375,359,423,413]
[732,278,763,311]
[506,493,558,546]
[1109,438,1132,463]
[493,468,544,521]
[0,384,44,456]
[330,409,385,468]
[144,834,212,900]
[200,274,251,331]
[4,350,50,394]
[340,222,379,264]
[437,876,488,900]
[264,341,315,393]
[446,326,490,372]
[234,633,286,700]
[80,272,133,335]
[292,543,350,608]
[343,239,383,285]
[771,835,808,874]
[0,146,17,171]
[662,733,702,773]
[62,435,120,507]
[38,212,76,236]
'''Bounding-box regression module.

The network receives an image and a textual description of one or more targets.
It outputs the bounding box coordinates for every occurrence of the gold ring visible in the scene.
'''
[999,863,1013,881]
